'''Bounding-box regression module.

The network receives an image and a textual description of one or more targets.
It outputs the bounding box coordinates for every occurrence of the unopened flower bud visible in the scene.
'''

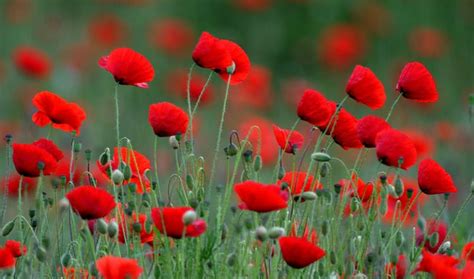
[61,253,71,267]
[1,220,15,236]
[330,250,336,264]
[224,143,238,157]
[123,165,132,181]
[99,148,110,165]
[255,226,268,242]
[278,165,285,180]
[186,174,194,190]
[226,61,236,74]
[59,198,70,211]
[253,155,262,172]
[379,172,387,186]
[132,222,142,233]
[394,176,404,197]
[470,179,474,194]
[169,136,179,149]
[311,152,331,162]
[37,161,45,171]
[96,219,108,235]
[112,169,124,185]
[395,231,404,247]
[128,183,136,193]
[4,134,13,144]
[85,149,92,161]
[145,220,153,234]
[268,227,285,239]
[243,150,253,163]
[429,232,439,249]
[321,220,329,236]
[280,182,289,191]
[350,197,360,213]
[226,253,237,266]
[107,221,118,238]
[320,162,329,177]
[334,183,342,194]
[183,210,197,226]
[301,191,317,201]
[438,241,451,254]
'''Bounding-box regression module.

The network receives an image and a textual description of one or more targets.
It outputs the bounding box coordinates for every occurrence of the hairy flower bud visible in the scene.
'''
[112,169,124,185]
[169,136,179,149]
[311,152,331,162]
[183,210,197,226]
[255,226,268,242]
[268,227,285,239]
[96,219,108,235]
[107,221,118,238]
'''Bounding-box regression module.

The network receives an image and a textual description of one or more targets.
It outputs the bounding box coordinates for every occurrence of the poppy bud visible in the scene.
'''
[107,221,118,238]
[96,219,108,235]
[85,149,92,161]
[112,169,124,185]
[471,179,474,194]
[438,241,451,254]
[406,188,414,199]
[243,150,253,163]
[301,191,317,201]
[394,176,404,197]
[244,218,253,230]
[221,224,228,241]
[226,253,237,266]
[429,232,439,249]
[334,183,342,194]
[224,143,238,157]
[226,61,236,75]
[73,142,82,153]
[61,253,71,267]
[395,231,404,247]
[443,193,450,201]
[142,193,151,204]
[253,155,262,172]
[99,148,110,165]
[189,198,199,209]
[186,174,194,190]
[322,220,329,236]
[1,220,15,236]
[183,210,197,226]
[36,246,47,262]
[320,162,329,177]
[123,165,132,181]
[132,222,142,233]
[278,165,285,180]
[59,198,70,211]
[311,152,331,162]
[145,220,153,234]
[268,227,285,239]
[169,136,179,149]
[127,183,136,193]
[255,226,268,242]
[280,182,289,191]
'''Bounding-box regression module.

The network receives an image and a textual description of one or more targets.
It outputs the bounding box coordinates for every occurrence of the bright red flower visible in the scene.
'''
[272,124,304,154]
[32,91,87,135]
[1,174,37,197]
[415,220,448,253]
[279,236,325,268]
[346,65,386,109]
[318,25,366,70]
[396,62,438,103]
[412,249,460,278]
[151,207,207,239]
[234,181,288,213]
[66,185,116,219]
[239,117,279,165]
[12,46,51,79]
[148,102,189,137]
[88,14,126,47]
[385,254,407,279]
[149,19,194,55]
[278,171,322,197]
[0,247,16,269]
[321,108,363,150]
[96,255,143,279]
[4,240,27,258]
[462,242,474,261]
[12,139,63,177]
[375,129,417,170]
[231,65,272,109]
[297,89,333,127]
[356,115,391,148]
[98,48,154,88]
[192,32,250,85]
[418,158,457,195]
[409,27,447,58]
[166,69,214,105]
[118,212,154,245]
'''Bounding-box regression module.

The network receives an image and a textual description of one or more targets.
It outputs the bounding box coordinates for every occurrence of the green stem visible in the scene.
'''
[385,93,402,122]
[114,84,121,162]
[444,192,473,240]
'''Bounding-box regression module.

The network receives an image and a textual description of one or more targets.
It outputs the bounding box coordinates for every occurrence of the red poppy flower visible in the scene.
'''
[385,254,407,279]
[96,255,143,279]
[0,247,16,269]
[234,181,288,213]
[98,147,151,180]
[1,174,37,197]
[149,19,194,55]
[396,62,438,103]
[415,219,448,253]
[278,171,322,196]
[356,115,391,148]
[279,236,325,268]
[231,65,272,109]
[375,129,417,170]
[118,212,154,245]
[297,89,333,127]
[318,24,366,70]
[66,185,116,219]
[151,207,207,239]
[4,240,27,258]
[148,102,189,137]
[462,242,474,261]
[166,69,214,105]
[239,117,279,165]
[346,65,386,109]
[272,124,304,154]
[321,108,363,150]
[32,91,87,135]
[192,32,250,85]
[88,14,126,47]
[409,27,447,58]
[418,158,457,195]
[12,139,63,177]
[12,46,51,79]
[412,249,460,278]
[98,48,154,88]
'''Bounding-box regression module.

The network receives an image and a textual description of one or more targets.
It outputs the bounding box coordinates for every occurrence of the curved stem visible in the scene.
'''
[444,192,473,240]
[385,93,403,122]
[114,84,121,162]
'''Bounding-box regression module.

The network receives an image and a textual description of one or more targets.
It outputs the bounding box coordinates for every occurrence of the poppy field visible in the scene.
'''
[0,0,473,278]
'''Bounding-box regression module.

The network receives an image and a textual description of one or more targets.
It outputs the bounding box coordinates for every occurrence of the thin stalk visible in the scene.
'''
[114,84,121,162]
[385,93,403,122]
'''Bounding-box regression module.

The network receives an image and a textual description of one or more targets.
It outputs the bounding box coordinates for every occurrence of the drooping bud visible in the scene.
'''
[1,220,15,236]
[224,143,238,157]
[255,226,268,242]
[183,210,197,226]
[268,227,285,239]
[301,191,317,201]
[111,169,124,185]
[61,253,71,267]
[311,152,331,162]
[99,148,110,165]
[169,136,179,149]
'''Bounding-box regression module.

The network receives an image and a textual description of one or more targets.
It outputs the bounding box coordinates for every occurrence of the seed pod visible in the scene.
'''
[227,62,236,74]
[321,220,329,236]
[97,219,108,235]
[301,191,317,201]
[183,210,197,225]
[111,169,124,185]
[85,149,92,161]
[268,227,285,239]
[334,183,342,194]
[107,221,118,238]
[429,232,439,249]
[311,152,331,162]
[132,222,142,233]
[61,253,71,267]
[253,155,262,172]
[29,209,36,218]
[169,136,179,149]
[320,162,329,177]
[395,231,404,247]
[255,226,268,242]
[1,220,15,236]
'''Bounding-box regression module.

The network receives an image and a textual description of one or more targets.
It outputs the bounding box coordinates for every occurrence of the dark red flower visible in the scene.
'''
[462,242,474,261]
[151,207,207,239]
[234,181,288,213]
[418,158,457,195]
[272,124,304,154]
[0,247,16,269]
[356,115,391,148]
[396,62,438,103]
[96,255,143,279]
[375,129,417,170]
[1,174,37,197]
[297,89,333,127]
[385,254,407,279]
[12,139,63,177]
[148,102,189,137]
[32,91,87,135]
[66,185,116,219]
[192,32,250,85]
[321,108,363,150]
[346,65,386,109]
[279,236,325,268]
[98,48,154,88]
[278,171,322,197]
[149,19,194,55]
[166,69,214,105]
[88,14,126,47]
[231,65,272,109]
[415,219,448,253]
[4,240,27,258]
[118,212,154,245]
[412,249,460,278]
[12,46,51,79]
[239,117,279,165]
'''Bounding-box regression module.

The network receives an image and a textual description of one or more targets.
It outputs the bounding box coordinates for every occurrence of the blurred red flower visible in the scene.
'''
[418,158,457,195]
[415,219,448,253]
[231,65,272,109]
[272,124,304,154]
[32,91,87,135]
[385,254,407,279]
[66,185,116,219]
[118,212,154,245]
[282,78,312,108]
[12,138,63,177]
[1,174,37,197]
[346,65,386,109]
[98,47,154,88]
[192,32,250,84]
[4,240,27,258]
[279,235,325,268]
[409,27,447,58]
[151,207,207,239]
[148,102,189,137]
[356,115,391,148]
[88,14,126,47]
[462,241,474,261]
[297,89,333,127]
[321,108,363,150]
[412,249,459,278]
[396,61,438,103]
[149,19,194,55]
[96,255,143,279]
[375,129,417,170]
[278,171,322,197]
[166,69,214,105]
[0,247,16,269]
[13,46,51,79]
[234,181,288,212]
